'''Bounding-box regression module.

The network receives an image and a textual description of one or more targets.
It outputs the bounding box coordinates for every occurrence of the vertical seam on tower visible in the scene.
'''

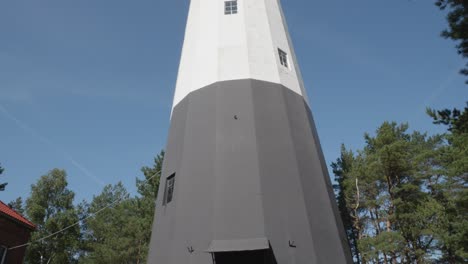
[247,79,267,238]
[211,82,218,245]
[301,101,354,262]
[281,87,319,264]
[262,0,282,84]
[240,0,252,79]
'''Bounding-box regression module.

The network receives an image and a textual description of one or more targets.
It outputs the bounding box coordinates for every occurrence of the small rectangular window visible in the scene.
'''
[278,48,289,68]
[225,1,238,15]
[164,173,176,205]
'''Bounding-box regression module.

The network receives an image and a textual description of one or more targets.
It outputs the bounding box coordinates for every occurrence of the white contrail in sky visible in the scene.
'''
[422,62,465,108]
[0,104,106,186]
[424,74,456,106]
[410,62,465,124]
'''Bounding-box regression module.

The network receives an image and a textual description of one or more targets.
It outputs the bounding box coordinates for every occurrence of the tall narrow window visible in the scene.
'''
[0,246,7,264]
[278,48,289,68]
[225,1,238,15]
[164,173,176,205]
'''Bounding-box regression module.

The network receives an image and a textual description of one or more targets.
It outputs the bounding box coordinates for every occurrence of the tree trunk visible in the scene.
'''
[385,174,398,264]
[136,239,142,264]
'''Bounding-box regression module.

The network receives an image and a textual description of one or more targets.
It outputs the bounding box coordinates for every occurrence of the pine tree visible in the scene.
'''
[78,151,163,263]
[133,150,163,262]
[333,122,446,263]
[8,197,24,215]
[427,104,468,262]
[332,145,361,263]
[79,182,134,263]
[435,0,468,83]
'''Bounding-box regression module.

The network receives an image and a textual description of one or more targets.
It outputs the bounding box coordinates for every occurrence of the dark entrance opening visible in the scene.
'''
[213,248,278,264]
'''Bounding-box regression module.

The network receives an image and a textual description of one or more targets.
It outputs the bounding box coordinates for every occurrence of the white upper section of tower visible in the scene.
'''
[172,0,309,108]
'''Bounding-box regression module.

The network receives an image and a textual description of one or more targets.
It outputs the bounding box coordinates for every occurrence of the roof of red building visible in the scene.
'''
[0,200,36,230]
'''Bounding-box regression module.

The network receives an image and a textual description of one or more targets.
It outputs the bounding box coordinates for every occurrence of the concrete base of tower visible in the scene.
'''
[148,79,353,264]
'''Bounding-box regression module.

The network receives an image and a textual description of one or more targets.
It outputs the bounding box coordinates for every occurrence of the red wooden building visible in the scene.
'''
[0,201,35,264]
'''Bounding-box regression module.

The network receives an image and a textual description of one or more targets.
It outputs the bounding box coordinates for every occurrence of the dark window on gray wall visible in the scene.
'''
[214,248,278,263]
[225,1,238,15]
[0,246,7,264]
[278,48,289,68]
[164,174,176,205]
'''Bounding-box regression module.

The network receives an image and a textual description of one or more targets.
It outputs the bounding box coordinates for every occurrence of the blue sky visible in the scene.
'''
[0,0,466,204]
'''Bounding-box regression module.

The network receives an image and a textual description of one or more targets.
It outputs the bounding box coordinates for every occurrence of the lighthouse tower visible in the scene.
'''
[148,0,352,263]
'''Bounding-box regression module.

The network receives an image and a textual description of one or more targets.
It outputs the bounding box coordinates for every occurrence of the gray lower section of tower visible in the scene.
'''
[148,79,353,264]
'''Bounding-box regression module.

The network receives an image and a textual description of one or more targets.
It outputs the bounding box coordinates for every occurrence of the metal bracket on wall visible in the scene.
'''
[289,240,297,248]
[187,246,194,253]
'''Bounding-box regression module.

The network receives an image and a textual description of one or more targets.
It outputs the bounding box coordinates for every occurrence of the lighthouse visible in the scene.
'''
[148,0,353,263]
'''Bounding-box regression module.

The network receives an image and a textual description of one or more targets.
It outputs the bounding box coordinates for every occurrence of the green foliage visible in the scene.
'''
[79,183,139,263]
[137,150,164,200]
[24,169,80,264]
[358,232,406,263]
[334,103,468,263]
[77,151,163,264]
[332,145,361,262]
[427,102,468,134]
[8,197,24,215]
[428,104,468,262]
[15,152,164,264]
[333,122,450,263]
[132,150,164,261]
[0,163,7,191]
[435,0,468,82]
